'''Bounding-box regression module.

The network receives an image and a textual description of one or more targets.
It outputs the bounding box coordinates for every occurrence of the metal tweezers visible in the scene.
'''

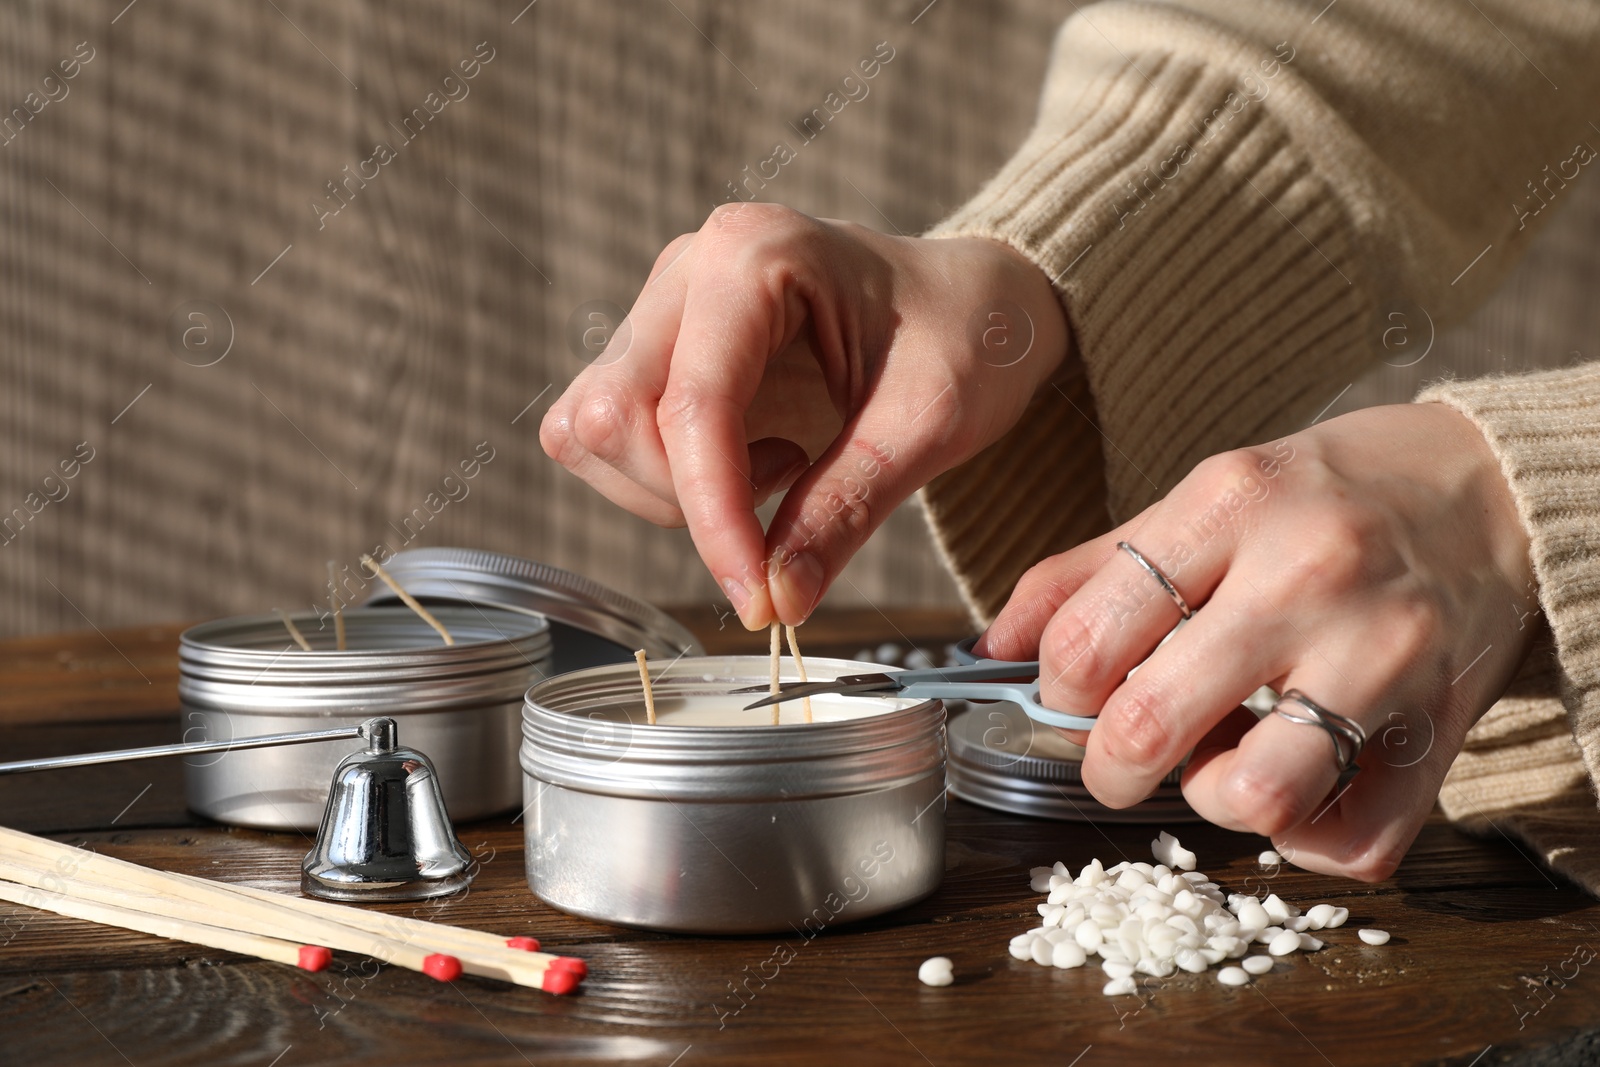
[734,645,1099,730]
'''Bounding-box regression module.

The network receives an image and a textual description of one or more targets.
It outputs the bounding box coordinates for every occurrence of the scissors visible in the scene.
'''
[734,637,1098,730]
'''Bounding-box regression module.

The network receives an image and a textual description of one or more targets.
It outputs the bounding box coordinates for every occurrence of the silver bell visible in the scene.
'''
[301,717,474,901]
[0,715,475,903]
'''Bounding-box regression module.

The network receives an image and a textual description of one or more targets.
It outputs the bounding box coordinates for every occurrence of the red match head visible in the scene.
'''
[422,953,463,981]
[505,936,542,952]
[540,967,581,995]
[297,945,332,972]
[550,956,587,979]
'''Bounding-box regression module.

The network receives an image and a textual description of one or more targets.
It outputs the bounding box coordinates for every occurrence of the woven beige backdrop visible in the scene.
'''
[1,1,1596,638]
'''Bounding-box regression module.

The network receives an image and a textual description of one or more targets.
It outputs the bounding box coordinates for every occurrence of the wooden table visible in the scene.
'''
[2,610,1598,1066]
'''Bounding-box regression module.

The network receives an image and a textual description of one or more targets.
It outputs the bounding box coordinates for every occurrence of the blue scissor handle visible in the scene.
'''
[899,680,1100,731]
[934,636,1101,731]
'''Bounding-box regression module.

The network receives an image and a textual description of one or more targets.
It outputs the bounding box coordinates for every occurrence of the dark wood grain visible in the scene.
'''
[3,611,1600,1066]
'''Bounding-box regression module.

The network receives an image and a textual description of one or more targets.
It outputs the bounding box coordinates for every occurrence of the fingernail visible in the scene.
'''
[720,576,766,630]
[773,550,824,622]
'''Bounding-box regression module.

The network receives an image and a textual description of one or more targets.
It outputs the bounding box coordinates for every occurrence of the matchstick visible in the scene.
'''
[0,877,333,972]
[785,624,813,724]
[635,649,656,725]
[275,609,312,652]
[769,621,782,724]
[0,829,583,992]
[361,554,455,646]
[328,560,346,651]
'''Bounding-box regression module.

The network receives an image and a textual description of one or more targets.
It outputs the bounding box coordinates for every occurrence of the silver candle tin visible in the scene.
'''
[946,702,1200,823]
[521,657,947,934]
[179,606,552,830]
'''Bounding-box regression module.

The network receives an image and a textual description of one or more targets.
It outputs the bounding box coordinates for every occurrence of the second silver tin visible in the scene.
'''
[180,606,552,830]
[946,702,1200,822]
[521,657,947,934]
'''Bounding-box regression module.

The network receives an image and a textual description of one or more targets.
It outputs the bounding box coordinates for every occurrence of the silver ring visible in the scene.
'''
[1273,689,1367,785]
[1116,541,1192,620]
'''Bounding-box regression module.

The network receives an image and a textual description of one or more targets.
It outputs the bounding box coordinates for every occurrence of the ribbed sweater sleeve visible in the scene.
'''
[918,0,1600,622]
[1421,367,1600,892]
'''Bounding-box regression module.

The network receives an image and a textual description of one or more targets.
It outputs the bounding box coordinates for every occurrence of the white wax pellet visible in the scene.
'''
[1101,960,1135,980]
[1175,947,1209,974]
[1305,904,1336,930]
[1075,922,1104,951]
[1031,938,1056,966]
[1258,850,1283,866]
[1358,928,1390,946]
[1298,934,1323,952]
[1008,940,1032,960]
[1268,930,1301,956]
[1235,898,1270,933]
[1199,946,1227,965]
[918,957,954,987]
[1102,976,1137,996]
[905,648,935,671]
[1218,966,1250,986]
[875,642,901,664]
[1051,941,1087,969]
[1285,916,1310,932]
[1326,907,1349,929]
[1029,866,1053,893]
[1262,894,1293,923]
[1256,926,1284,944]
[1241,955,1274,975]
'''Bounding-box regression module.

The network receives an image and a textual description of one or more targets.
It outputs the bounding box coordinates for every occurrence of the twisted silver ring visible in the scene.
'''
[1116,541,1192,620]
[1273,689,1367,786]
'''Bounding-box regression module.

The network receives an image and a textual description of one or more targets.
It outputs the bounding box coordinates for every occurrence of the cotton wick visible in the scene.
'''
[635,649,656,725]
[768,622,782,725]
[785,623,812,723]
[275,609,313,652]
[361,554,455,646]
[327,560,346,651]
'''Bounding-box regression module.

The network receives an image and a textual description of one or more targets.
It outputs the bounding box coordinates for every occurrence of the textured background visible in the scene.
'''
[1,0,1595,638]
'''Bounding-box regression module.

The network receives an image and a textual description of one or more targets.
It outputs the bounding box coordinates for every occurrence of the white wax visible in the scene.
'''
[601,691,919,727]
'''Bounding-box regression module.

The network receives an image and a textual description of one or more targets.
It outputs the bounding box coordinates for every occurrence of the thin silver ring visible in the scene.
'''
[1273,689,1367,785]
[1116,541,1192,620]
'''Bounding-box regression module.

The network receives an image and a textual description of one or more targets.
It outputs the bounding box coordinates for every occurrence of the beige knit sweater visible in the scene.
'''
[920,1,1600,891]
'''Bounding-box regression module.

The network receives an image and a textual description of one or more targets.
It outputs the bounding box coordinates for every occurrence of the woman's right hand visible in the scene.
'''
[541,202,1072,628]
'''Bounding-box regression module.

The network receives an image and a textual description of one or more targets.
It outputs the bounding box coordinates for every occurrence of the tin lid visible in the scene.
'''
[946,702,1202,823]
[362,547,702,674]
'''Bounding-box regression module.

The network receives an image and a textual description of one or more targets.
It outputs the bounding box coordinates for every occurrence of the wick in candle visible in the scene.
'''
[785,623,813,724]
[327,560,346,651]
[634,648,657,725]
[769,622,782,725]
[361,554,455,646]
[275,609,312,652]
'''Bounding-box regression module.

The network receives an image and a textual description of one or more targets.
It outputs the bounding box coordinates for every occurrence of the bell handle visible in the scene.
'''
[0,721,386,776]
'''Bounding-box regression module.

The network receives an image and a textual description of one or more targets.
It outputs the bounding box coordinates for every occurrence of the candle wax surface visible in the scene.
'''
[608,692,921,727]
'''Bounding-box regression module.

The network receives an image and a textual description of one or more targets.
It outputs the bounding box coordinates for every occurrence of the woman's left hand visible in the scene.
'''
[976,402,1537,881]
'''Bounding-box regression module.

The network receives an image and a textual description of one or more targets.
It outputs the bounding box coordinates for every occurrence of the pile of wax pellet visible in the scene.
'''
[1008,832,1384,995]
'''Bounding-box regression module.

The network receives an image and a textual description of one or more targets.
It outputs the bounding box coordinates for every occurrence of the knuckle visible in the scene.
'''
[1275,517,1374,602]
[1221,768,1307,838]
[1386,595,1443,666]
[569,393,631,463]
[1190,449,1266,498]
[1100,686,1174,769]
[539,406,578,466]
[655,387,710,436]
[1041,611,1101,690]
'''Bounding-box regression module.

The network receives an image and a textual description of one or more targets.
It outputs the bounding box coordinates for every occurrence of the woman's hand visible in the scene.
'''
[541,203,1070,628]
[978,402,1537,881]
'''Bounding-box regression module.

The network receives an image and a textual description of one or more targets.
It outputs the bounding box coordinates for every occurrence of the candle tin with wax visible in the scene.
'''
[179,606,552,829]
[520,656,947,934]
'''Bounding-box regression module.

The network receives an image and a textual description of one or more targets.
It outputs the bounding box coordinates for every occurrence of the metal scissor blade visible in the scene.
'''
[739,677,896,711]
